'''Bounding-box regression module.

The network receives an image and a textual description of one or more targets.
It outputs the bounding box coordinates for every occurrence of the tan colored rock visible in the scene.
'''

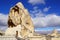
[50,29,58,37]
[6,2,34,38]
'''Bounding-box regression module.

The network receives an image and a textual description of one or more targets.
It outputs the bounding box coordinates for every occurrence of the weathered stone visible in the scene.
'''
[49,29,58,37]
[5,2,34,39]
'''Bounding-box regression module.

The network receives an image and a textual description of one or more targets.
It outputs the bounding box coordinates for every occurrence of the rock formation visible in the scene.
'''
[5,2,34,39]
[50,29,58,37]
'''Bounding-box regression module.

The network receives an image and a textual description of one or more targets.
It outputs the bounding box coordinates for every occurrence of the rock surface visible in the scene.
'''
[5,2,34,38]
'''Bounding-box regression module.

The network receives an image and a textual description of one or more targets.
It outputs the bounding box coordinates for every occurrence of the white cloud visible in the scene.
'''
[30,6,45,17]
[0,13,8,30]
[28,0,45,5]
[30,7,60,27]
[32,14,60,27]
[43,7,51,12]
[57,29,60,31]
[0,26,7,31]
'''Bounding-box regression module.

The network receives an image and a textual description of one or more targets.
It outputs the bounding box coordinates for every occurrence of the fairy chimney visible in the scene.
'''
[6,2,34,38]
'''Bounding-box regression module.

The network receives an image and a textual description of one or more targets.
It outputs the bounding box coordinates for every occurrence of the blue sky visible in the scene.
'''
[0,0,60,15]
[0,0,60,32]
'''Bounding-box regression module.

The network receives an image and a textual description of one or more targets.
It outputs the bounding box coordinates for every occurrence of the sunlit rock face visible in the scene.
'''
[49,29,58,37]
[5,2,34,38]
[5,25,22,37]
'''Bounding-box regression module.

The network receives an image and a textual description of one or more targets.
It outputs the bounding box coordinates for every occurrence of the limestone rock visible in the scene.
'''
[5,2,34,38]
[50,29,58,37]
[5,25,22,36]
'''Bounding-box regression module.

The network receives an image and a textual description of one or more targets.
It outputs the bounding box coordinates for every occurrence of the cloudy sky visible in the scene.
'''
[0,0,60,32]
